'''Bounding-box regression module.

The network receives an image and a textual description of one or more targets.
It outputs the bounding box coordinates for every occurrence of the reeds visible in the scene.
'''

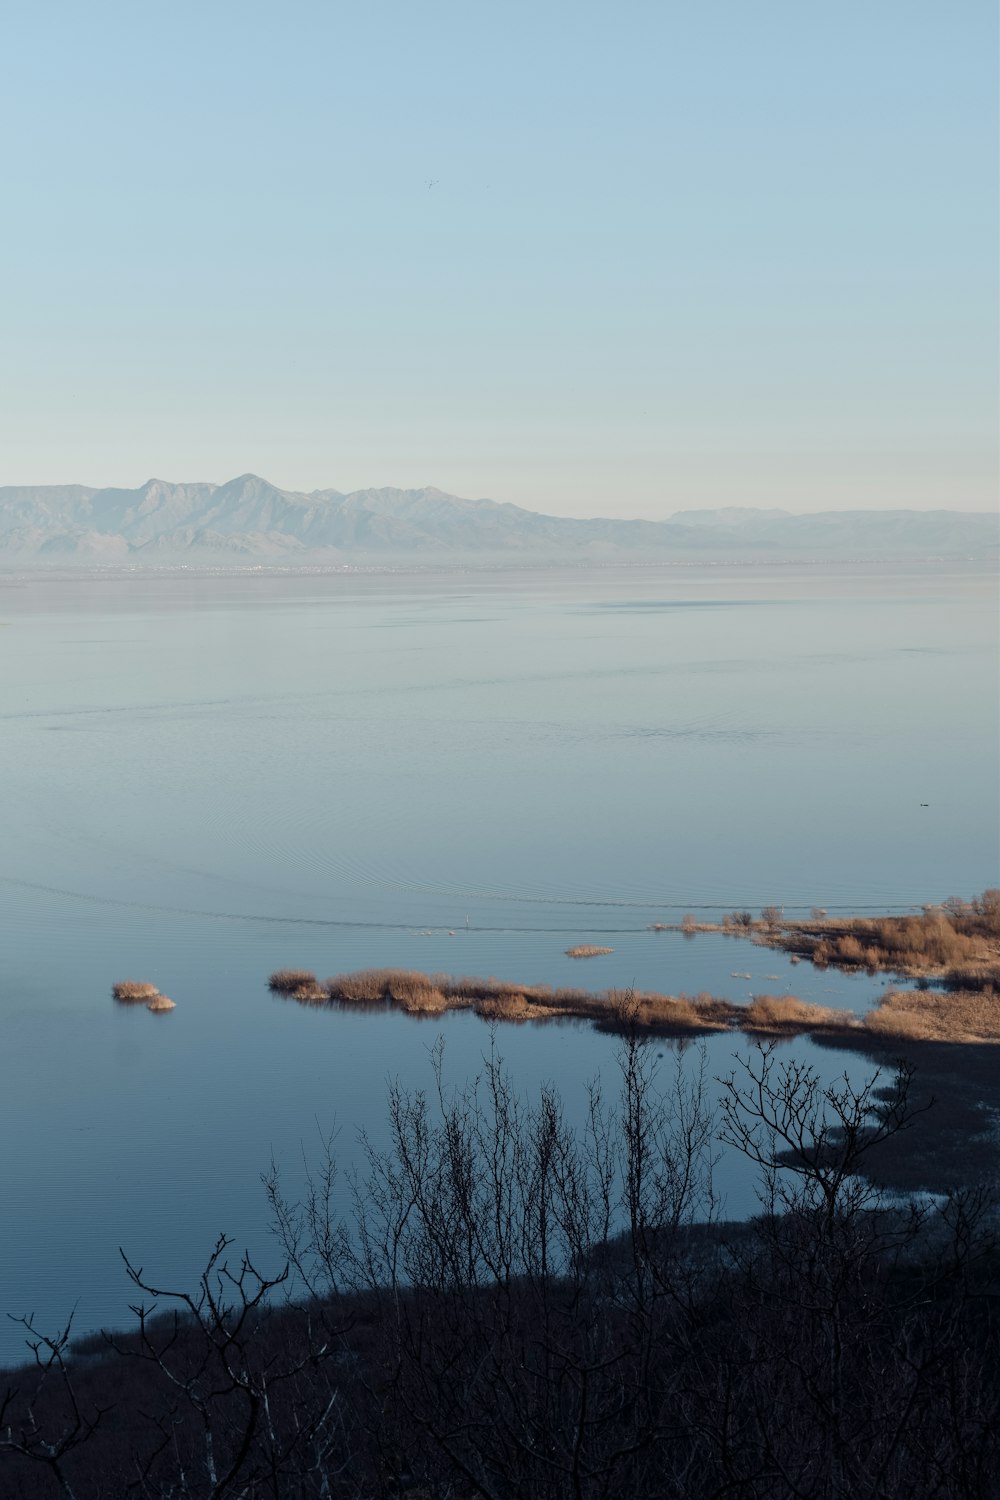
[146,995,176,1013]
[325,970,396,1004]
[863,988,1000,1044]
[318,969,448,1013]
[112,980,160,1003]
[290,983,329,1004]
[566,945,614,959]
[743,995,841,1034]
[266,961,1000,1048]
[295,968,737,1037]
[384,972,449,1014]
[625,991,733,1034]
[475,992,531,1021]
[757,891,1000,990]
[399,986,449,1015]
[268,969,320,994]
[112,978,178,1013]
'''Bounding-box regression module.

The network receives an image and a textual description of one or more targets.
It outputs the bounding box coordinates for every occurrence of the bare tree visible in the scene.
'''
[107,1235,356,1498]
[703,1046,997,1500]
[269,1026,720,1499]
[0,1314,105,1499]
[5,1035,998,1499]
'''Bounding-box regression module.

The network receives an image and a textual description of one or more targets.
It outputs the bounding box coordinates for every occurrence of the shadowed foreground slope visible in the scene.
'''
[2,1041,998,1499]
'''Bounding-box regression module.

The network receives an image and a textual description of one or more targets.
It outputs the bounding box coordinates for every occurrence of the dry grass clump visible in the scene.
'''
[385,972,449,1014]
[290,982,329,1004]
[765,891,1000,988]
[863,989,1000,1045]
[834,935,866,965]
[742,995,843,1034]
[325,969,395,1004]
[399,987,449,1015]
[863,918,970,968]
[650,919,725,934]
[268,969,319,994]
[384,971,437,1006]
[566,945,614,959]
[475,992,532,1021]
[622,990,734,1034]
[112,980,160,1003]
[321,969,590,1020]
[146,995,176,1013]
[440,975,575,1008]
[323,969,451,1011]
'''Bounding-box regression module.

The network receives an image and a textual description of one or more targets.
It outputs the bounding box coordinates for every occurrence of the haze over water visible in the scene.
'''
[0,561,996,1362]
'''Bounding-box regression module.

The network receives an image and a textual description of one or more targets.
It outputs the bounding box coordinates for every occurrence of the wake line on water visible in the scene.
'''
[0,873,918,929]
[0,874,663,933]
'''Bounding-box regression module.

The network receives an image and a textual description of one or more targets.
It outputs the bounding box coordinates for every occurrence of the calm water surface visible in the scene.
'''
[1,563,996,1362]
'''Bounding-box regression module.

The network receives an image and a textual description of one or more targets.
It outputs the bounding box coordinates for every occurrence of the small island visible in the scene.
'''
[112,980,177,1014]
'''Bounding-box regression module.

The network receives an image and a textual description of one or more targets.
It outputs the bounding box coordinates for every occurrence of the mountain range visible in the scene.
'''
[0,475,995,565]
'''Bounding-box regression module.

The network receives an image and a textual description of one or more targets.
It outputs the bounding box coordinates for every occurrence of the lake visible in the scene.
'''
[0,561,996,1364]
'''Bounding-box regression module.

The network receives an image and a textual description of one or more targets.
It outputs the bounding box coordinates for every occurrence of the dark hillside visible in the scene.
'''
[3,1040,997,1498]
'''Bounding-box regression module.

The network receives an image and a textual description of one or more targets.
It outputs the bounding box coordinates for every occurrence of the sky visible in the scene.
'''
[0,1,996,518]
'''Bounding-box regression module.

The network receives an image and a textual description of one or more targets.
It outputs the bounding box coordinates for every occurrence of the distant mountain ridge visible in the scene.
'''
[0,475,995,564]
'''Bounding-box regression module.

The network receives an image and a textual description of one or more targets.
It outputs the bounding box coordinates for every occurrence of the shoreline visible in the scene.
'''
[268,893,1000,1199]
[269,958,999,1050]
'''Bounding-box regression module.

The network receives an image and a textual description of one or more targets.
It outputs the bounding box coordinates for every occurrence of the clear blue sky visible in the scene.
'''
[1,1,996,516]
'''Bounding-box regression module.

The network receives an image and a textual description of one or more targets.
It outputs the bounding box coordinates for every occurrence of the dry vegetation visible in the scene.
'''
[111,980,160,1003]
[864,988,1000,1044]
[5,1047,999,1500]
[742,995,841,1034]
[756,890,1000,990]
[651,892,1000,997]
[268,968,320,994]
[736,986,1000,1048]
[277,967,780,1037]
[283,967,738,1034]
[112,979,176,1014]
[624,991,733,1034]
[265,895,1000,1046]
[269,959,1000,1048]
[146,995,176,1013]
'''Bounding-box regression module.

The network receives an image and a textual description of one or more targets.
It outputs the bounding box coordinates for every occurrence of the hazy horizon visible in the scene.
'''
[1,2,996,517]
